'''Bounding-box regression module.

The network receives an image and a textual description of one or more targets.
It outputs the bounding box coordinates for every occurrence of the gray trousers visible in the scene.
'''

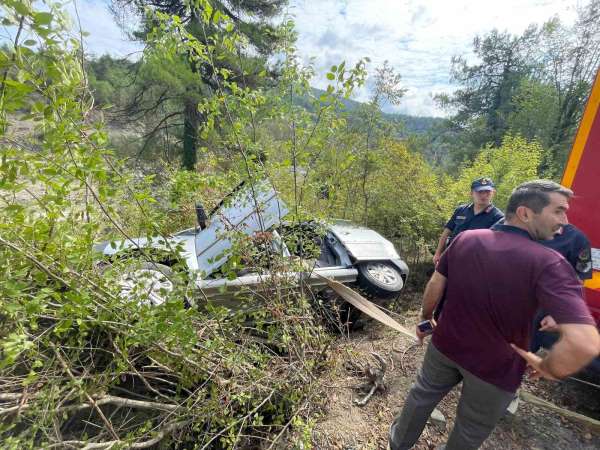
[389,344,514,450]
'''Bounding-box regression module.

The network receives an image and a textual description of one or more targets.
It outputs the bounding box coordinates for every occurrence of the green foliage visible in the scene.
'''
[0,2,333,448]
[435,27,539,162]
[506,79,558,144]
[446,134,543,211]
[357,140,448,244]
[86,55,138,107]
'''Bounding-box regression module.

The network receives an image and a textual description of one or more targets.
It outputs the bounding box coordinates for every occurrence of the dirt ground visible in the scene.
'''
[310,291,600,450]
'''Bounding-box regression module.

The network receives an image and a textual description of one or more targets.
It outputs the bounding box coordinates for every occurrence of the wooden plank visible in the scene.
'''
[520,391,600,432]
[314,273,416,340]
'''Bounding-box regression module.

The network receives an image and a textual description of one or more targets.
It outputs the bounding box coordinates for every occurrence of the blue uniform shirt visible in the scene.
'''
[445,203,504,244]
[540,224,592,280]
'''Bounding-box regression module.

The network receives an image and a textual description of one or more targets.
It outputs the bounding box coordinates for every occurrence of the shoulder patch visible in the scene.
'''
[575,248,592,274]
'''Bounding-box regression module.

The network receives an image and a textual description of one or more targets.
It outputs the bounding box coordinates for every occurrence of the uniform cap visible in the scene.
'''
[471,177,495,191]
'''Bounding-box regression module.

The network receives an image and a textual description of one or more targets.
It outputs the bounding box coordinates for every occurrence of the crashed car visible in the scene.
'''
[93,181,409,306]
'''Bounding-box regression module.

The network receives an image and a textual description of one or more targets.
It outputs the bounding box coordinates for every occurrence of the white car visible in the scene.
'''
[93,181,409,306]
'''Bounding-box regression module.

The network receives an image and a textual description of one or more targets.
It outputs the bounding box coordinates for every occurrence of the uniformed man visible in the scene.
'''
[532,223,593,350]
[433,177,504,266]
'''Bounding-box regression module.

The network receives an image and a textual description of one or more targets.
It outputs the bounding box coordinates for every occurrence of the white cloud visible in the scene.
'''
[289,0,579,116]
[64,0,143,59]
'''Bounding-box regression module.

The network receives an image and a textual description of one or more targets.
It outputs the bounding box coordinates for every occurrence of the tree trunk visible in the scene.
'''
[182,99,199,171]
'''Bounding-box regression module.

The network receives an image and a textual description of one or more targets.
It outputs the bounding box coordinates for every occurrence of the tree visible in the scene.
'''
[436,27,539,156]
[111,0,288,169]
[536,1,600,169]
[435,0,600,172]
[86,55,138,107]
[347,61,406,224]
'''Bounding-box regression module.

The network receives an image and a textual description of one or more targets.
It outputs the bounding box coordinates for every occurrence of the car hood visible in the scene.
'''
[329,221,401,261]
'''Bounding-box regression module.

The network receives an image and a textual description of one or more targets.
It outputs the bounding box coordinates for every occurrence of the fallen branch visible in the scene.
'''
[354,352,387,407]
[62,394,179,413]
[0,393,23,401]
[52,420,189,449]
[0,405,21,416]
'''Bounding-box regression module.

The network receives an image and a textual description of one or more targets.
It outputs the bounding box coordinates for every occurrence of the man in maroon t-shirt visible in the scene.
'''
[389,180,599,450]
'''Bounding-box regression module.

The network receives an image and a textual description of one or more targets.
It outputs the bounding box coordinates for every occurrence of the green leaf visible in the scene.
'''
[34,12,53,25]
[13,1,30,16]
[23,40,37,46]
[326,73,335,81]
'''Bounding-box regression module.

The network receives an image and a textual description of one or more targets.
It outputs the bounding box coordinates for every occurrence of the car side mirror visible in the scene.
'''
[195,203,208,230]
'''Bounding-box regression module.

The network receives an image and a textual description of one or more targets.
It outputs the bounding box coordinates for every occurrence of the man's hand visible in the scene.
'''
[539,315,558,332]
[416,326,428,344]
[510,343,559,381]
[433,252,441,266]
[416,319,436,345]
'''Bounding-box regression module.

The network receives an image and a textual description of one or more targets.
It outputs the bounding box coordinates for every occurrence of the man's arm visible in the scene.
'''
[540,324,599,378]
[433,228,451,266]
[512,323,600,380]
[420,271,447,321]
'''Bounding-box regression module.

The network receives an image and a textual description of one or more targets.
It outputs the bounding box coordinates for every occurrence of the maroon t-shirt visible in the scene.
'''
[432,225,595,393]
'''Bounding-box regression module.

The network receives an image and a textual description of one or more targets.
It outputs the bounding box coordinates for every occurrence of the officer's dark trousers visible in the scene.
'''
[389,344,514,450]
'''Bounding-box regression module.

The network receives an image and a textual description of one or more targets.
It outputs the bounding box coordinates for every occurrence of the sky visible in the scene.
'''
[13,0,583,117]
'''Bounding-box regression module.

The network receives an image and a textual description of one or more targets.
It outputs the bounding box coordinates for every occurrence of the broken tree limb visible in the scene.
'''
[354,352,387,407]
[354,382,379,407]
[51,343,120,441]
[0,393,24,401]
[61,395,180,414]
[314,273,416,340]
[519,391,600,432]
[51,420,190,449]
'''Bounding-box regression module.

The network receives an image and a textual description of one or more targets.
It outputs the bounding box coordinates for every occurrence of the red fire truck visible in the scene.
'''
[561,67,600,373]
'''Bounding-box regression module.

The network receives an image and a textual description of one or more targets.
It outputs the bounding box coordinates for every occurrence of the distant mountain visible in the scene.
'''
[301,88,444,135]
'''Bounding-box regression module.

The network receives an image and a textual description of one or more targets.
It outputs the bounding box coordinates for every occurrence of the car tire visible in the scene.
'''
[109,261,175,306]
[357,261,404,299]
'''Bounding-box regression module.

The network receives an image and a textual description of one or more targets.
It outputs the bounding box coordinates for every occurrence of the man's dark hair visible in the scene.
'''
[505,180,573,218]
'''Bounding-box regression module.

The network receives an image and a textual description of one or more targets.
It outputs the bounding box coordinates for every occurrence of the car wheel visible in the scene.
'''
[357,261,404,299]
[113,262,175,306]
